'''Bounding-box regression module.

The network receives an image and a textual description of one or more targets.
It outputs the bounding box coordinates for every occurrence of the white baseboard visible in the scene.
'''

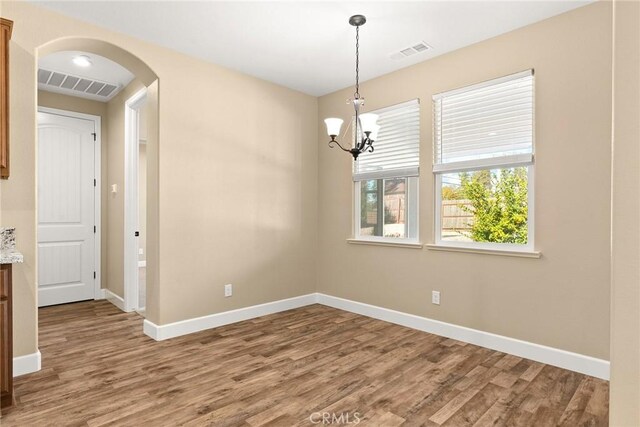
[14,350,41,377]
[95,288,106,300]
[138,261,146,268]
[139,291,609,379]
[105,289,126,312]
[316,293,610,380]
[143,293,317,341]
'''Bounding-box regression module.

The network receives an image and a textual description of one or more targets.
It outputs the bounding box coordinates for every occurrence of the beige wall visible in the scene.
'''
[2,1,318,356]
[37,90,109,291]
[3,10,38,355]
[144,81,160,323]
[317,2,612,359]
[155,64,318,324]
[610,0,640,424]
[105,79,145,297]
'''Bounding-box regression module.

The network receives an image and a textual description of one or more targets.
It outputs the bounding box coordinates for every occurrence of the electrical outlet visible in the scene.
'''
[224,284,233,297]
[138,248,144,255]
[432,290,441,305]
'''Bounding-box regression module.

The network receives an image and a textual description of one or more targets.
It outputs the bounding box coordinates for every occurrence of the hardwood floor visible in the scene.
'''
[2,301,608,426]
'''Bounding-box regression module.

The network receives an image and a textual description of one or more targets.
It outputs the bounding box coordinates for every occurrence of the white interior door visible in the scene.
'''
[38,111,96,307]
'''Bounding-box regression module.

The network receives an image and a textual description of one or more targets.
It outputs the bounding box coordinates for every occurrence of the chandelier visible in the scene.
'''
[324,15,379,161]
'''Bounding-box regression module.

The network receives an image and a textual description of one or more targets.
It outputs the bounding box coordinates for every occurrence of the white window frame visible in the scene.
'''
[434,165,534,252]
[353,176,419,244]
[432,70,535,253]
[352,99,420,245]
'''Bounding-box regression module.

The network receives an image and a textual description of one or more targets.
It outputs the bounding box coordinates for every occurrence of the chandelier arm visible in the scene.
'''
[328,138,350,152]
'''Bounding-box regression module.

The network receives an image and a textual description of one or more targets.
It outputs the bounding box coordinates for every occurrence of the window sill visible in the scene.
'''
[347,238,424,249]
[425,244,541,258]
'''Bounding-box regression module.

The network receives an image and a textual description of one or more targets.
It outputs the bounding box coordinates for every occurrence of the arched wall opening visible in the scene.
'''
[39,38,158,87]
[36,37,160,324]
[6,1,319,367]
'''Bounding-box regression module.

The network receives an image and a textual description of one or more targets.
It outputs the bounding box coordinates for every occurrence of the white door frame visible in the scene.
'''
[37,106,102,300]
[124,88,147,312]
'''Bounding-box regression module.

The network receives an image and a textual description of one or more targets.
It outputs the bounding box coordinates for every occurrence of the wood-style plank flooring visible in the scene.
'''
[2,301,609,426]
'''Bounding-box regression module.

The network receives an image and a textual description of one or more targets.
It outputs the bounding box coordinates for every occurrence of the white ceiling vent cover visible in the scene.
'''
[38,67,121,102]
[390,42,432,60]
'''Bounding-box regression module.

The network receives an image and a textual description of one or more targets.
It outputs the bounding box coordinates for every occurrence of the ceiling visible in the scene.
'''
[31,1,593,96]
[39,50,135,102]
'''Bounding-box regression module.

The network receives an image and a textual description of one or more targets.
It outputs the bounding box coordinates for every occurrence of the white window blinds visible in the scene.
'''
[353,99,420,181]
[433,70,534,173]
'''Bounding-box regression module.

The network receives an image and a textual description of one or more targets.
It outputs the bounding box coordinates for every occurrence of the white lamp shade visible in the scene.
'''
[324,118,343,136]
[359,113,379,133]
[369,124,380,141]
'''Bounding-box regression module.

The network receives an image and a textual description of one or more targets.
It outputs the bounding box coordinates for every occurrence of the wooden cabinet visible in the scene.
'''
[0,264,12,411]
[0,18,12,179]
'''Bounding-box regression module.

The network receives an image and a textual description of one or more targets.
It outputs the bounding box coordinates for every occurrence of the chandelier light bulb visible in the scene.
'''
[358,113,378,134]
[324,118,343,137]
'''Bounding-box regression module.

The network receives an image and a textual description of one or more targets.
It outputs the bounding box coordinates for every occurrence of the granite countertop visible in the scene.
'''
[0,248,23,264]
[0,227,23,264]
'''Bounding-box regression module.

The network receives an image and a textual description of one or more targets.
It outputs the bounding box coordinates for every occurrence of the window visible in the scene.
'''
[353,99,420,242]
[433,70,534,251]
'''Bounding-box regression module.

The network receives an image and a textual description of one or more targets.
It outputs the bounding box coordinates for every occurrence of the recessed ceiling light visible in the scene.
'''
[72,55,92,67]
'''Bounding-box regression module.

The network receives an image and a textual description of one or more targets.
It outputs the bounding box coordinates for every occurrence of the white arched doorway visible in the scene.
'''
[36,38,160,319]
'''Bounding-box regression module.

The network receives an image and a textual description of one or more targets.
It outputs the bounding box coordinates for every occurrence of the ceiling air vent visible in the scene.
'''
[390,42,432,60]
[37,68,120,101]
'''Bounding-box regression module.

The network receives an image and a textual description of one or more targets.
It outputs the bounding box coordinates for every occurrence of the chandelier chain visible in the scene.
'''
[354,25,360,99]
